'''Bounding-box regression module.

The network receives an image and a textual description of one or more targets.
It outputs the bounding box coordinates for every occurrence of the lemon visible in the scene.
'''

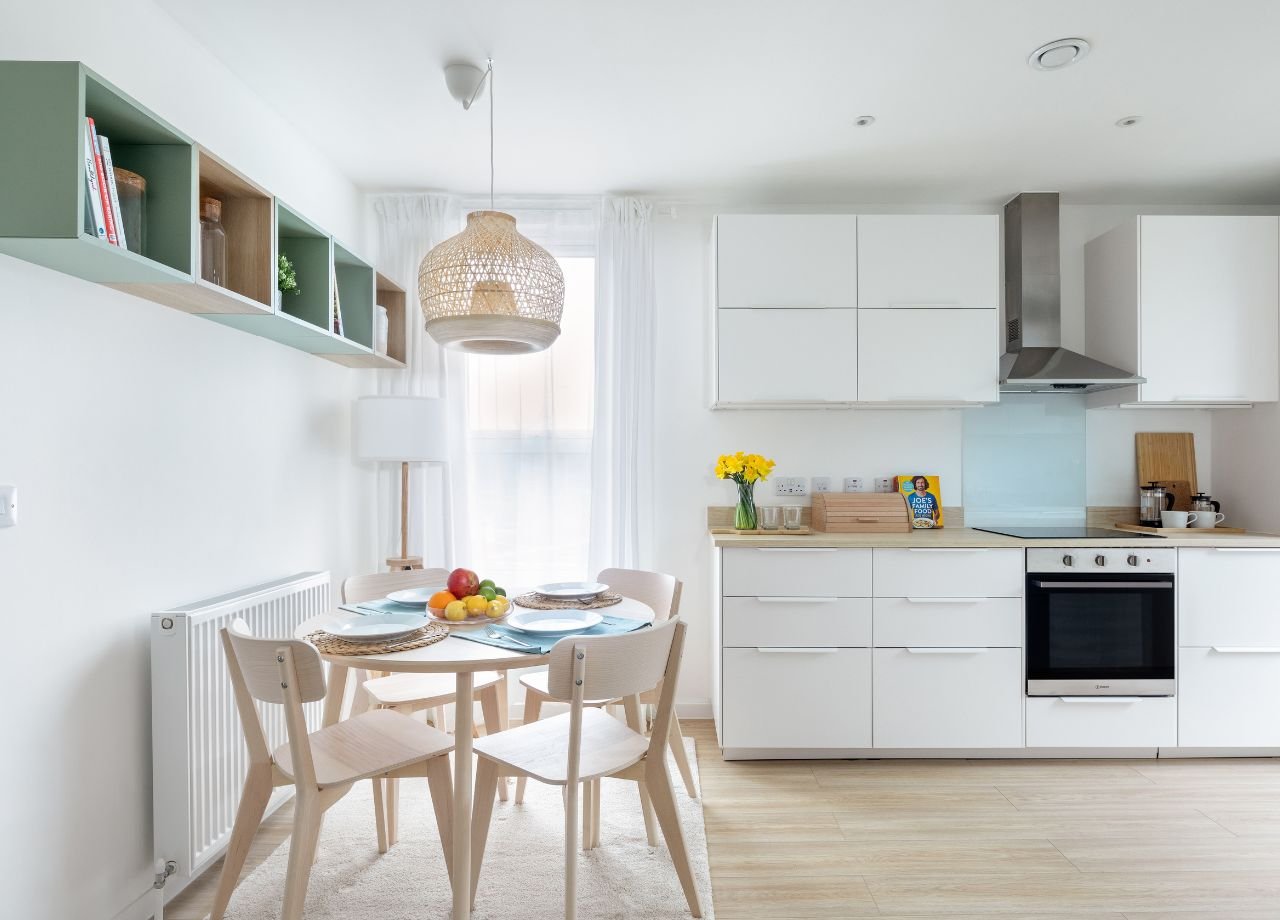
[464,595,490,616]
[487,596,510,618]
[444,600,468,621]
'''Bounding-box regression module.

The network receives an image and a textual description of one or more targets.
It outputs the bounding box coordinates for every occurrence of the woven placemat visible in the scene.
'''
[306,621,449,656]
[513,592,624,611]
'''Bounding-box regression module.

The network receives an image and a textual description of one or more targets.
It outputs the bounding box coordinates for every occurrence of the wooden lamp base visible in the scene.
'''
[386,555,424,572]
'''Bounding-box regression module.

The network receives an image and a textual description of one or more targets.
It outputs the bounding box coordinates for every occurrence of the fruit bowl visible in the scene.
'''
[427,606,511,626]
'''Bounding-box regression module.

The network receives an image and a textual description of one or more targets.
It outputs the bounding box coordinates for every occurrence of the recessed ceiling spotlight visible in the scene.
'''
[853,115,876,127]
[1115,115,1143,127]
[1028,37,1091,71]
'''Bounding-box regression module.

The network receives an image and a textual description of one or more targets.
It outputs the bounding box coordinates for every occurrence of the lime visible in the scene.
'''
[479,578,496,590]
[479,586,497,601]
[494,586,507,597]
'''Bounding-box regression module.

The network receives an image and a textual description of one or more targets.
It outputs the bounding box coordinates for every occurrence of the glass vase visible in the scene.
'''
[734,480,758,530]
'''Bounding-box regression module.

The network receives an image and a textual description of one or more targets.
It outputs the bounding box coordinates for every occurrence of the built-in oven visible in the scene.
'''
[1025,548,1177,697]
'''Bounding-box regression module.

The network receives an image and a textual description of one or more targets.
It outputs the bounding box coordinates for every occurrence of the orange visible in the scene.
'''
[429,590,456,609]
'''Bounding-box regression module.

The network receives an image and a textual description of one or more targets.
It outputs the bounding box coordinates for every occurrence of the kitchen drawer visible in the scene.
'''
[723,596,872,648]
[722,647,871,749]
[873,647,1022,748]
[1179,646,1280,747]
[873,596,1022,647]
[874,548,1023,598]
[1025,696,1177,748]
[722,547,872,597]
[1179,547,1280,647]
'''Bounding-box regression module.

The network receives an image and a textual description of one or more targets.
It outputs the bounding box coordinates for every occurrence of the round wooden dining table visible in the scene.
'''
[296,597,654,920]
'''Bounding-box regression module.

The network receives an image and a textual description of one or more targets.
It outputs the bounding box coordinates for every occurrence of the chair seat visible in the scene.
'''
[474,708,648,784]
[273,709,454,788]
[519,669,617,706]
[365,669,503,707]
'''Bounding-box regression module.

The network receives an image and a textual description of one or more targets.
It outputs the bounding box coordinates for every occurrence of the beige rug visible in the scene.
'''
[224,741,712,919]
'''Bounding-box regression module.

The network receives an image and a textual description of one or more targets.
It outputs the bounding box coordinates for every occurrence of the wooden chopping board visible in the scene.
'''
[1136,433,1198,511]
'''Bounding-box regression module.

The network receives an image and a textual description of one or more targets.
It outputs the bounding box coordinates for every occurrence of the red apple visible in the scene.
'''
[447,567,480,598]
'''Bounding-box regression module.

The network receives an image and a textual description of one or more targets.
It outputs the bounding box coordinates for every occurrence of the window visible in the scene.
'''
[464,257,596,588]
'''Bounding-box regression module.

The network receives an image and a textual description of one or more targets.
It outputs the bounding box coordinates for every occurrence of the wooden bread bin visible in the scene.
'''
[811,492,912,533]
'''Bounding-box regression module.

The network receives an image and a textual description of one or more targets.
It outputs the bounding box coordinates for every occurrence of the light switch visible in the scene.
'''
[0,485,15,527]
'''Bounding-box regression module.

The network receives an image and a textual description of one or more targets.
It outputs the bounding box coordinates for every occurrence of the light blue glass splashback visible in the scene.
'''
[962,394,1087,527]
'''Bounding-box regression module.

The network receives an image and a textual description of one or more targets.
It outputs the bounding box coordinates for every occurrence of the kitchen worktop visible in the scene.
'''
[711,526,1280,549]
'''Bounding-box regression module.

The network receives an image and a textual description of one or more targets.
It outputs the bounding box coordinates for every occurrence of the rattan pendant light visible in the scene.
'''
[418,61,565,354]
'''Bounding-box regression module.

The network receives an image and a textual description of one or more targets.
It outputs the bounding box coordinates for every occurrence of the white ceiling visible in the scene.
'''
[154,0,1280,204]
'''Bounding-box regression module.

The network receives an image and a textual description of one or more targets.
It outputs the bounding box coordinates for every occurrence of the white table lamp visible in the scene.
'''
[355,396,448,571]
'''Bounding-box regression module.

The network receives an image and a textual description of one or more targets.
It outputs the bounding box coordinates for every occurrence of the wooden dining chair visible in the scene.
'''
[514,568,698,837]
[211,620,455,920]
[342,570,510,848]
[469,619,702,920]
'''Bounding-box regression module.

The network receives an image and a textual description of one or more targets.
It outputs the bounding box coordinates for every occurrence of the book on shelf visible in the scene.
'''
[98,136,127,251]
[82,119,107,241]
[86,117,119,246]
[330,266,344,337]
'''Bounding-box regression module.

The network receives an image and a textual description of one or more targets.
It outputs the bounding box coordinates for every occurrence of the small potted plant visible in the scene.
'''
[277,252,300,307]
[715,451,775,531]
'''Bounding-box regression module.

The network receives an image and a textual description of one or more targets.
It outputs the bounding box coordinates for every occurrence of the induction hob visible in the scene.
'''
[973,526,1160,540]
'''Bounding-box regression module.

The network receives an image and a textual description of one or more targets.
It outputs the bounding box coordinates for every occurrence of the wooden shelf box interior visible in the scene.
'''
[376,273,408,364]
[0,60,193,284]
[811,492,912,533]
[276,202,333,332]
[194,150,274,312]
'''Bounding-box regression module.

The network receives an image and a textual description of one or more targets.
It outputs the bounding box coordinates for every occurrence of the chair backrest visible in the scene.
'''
[596,567,682,622]
[546,618,680,703]
[342,568,451,604]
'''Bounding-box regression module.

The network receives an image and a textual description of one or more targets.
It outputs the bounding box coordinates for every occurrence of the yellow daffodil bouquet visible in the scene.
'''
[715,451,776,530]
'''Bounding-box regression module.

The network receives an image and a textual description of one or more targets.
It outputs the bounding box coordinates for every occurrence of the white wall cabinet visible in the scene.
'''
[715,214,858,310]
[1085,215,1279,407]
[857,308,999,403]
[874,648,1023,748]
[856,214,1000,309]
[717,308,858,404]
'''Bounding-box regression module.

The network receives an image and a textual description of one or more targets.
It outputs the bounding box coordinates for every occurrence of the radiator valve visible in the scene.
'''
[153,859,177,890]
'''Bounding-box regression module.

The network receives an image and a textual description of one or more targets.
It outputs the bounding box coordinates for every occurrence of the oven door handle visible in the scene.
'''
[1031,580,1174,590]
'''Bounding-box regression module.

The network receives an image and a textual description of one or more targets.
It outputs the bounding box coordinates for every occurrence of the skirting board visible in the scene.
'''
[111,886,160,920]
[722,746,1280,760]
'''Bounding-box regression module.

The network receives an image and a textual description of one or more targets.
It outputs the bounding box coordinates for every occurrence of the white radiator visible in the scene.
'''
[151,572,330,901]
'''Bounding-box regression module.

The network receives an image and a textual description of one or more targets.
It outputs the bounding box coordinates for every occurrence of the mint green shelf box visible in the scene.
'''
[334,240,376,350]
[0,61,195,284]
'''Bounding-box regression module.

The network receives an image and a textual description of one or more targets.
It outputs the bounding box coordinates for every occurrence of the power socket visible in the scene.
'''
[842,477,864,492]
[0,485,15,527]
[774,476,808,497]
[875,477,896,493]
[811,477,833,494]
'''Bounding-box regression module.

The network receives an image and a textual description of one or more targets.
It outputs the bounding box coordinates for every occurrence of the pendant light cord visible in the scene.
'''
[487,59,495,210]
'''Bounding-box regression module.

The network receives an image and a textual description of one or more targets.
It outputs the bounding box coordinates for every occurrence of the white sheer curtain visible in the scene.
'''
[588,197,656,574]
[370,193,465,568]
[459,199,599,588]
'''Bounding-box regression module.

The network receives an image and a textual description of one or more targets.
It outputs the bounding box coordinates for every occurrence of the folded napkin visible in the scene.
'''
[339,598,427,617]
[452,614,650,655]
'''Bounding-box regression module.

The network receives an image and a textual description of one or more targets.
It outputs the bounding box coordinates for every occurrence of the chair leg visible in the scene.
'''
[387,777,399,848]
[281,792,325,920]
[623,694,658,846]
[563,782,580,920]
[669,716,699,799]
[209,763,272,920]
[591,779,602,849]
[470,759,501,908]
[581,778,594,851]
[646,763,703,919]
[479,685,508,802]
[434,704,447,732]
[425,755,455,885]
[372,778,388,854]
[515,689,542,804]
[637,779,659,847]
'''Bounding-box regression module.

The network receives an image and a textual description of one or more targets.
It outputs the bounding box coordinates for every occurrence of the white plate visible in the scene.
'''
[534,581,609,600]
[386,586,446,607]
[324,613,426,641]
[507,609,604,636]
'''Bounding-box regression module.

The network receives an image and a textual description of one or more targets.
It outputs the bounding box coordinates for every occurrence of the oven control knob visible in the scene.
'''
[1127,554,1139,567]
[1095,554,1107,567]
[1062,554,1073,567]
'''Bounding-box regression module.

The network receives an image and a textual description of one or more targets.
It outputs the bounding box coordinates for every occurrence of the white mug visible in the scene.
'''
[1161,510,1198,529]
[1191,511,1226,529]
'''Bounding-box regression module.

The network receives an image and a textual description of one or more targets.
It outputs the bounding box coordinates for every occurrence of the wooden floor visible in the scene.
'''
[169,719,1280,919]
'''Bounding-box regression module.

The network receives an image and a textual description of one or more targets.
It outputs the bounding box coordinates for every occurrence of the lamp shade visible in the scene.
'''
[354,396,447,462]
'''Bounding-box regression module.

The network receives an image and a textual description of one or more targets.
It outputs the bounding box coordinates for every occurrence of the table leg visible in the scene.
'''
[453,671,474,919]
[322,664,350,727]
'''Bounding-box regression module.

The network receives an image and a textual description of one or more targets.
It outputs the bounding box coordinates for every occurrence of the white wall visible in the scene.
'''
[0,3,375,918]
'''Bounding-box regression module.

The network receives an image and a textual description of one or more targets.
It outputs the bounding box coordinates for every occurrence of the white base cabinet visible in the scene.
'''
[873,648,1023,748]
[1179,647,1280,747]
[722,647,872,749]
[1025,697,1177,748]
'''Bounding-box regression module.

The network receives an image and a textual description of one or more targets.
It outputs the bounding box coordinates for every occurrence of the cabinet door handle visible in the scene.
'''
[755,547,838,553]
[906,548,989,553]
[745,303,827,310]
[755,646,839,654]
[1212,548,1280,553]
[905,597,985,604]
[887,300,961,307]
[1172,395,1250,402]
[753,596,840,603]
[904,647,988,654]
[1057,696,1142,704]
[1211,647,1280,654]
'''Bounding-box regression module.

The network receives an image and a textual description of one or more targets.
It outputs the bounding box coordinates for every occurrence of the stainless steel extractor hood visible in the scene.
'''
[1000,192,1144,394]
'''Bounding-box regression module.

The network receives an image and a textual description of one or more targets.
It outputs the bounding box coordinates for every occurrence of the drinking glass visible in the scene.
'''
[759,506,781,530]
[783,505,804,529]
